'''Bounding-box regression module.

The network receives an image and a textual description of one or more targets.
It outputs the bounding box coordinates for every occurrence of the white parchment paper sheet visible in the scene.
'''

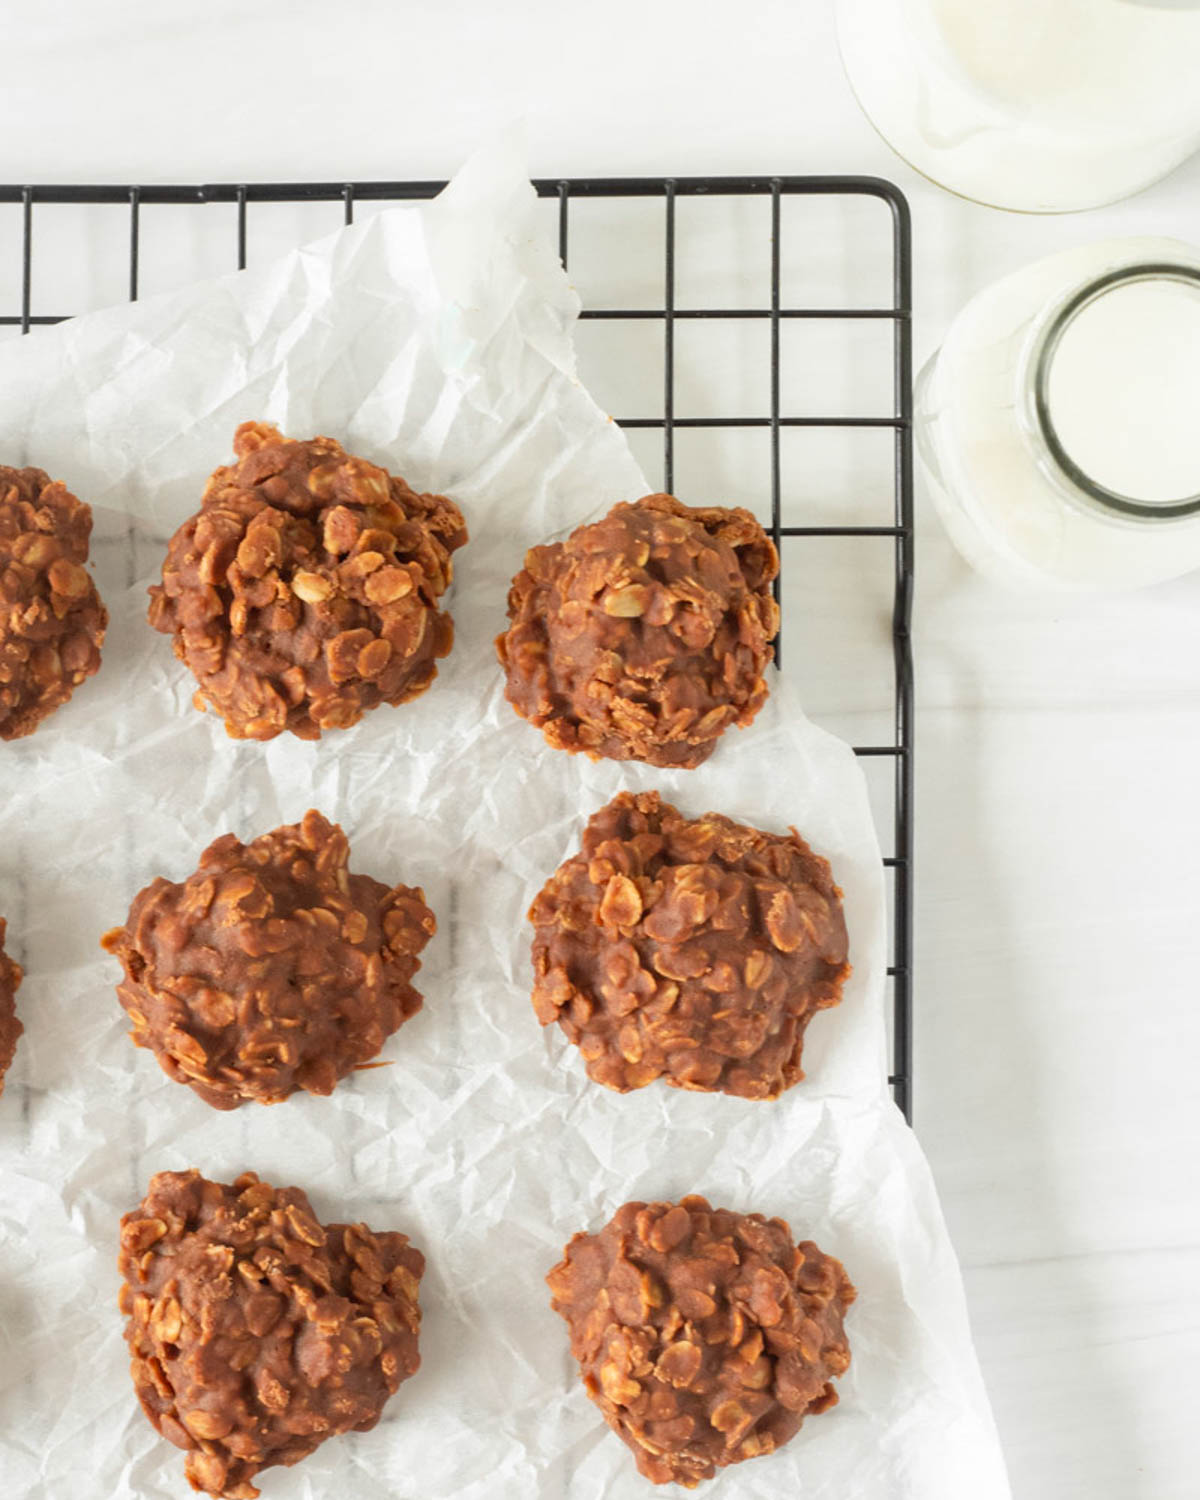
[0,142,1009,1500]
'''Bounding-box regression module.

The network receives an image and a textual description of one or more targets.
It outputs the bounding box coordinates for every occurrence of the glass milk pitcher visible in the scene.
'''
[836,0,1200,211]
[917,238,1200,591]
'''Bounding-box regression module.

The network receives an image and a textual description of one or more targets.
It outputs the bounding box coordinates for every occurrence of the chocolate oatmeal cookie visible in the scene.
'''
[497,494,779,768]
[0,917,23,1094]
[547,1195,854,1486]
[529,791,850,1099]
[148,422,467,740]
[0,464,106,740]
[119,1170,423,1498]
[102,809,435,1109]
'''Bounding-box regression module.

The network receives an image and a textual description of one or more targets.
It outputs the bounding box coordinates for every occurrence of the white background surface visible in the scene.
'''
[2,5,1198,1499]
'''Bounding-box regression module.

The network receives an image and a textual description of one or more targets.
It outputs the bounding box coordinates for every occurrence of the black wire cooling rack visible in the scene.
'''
[0,175,915,1122]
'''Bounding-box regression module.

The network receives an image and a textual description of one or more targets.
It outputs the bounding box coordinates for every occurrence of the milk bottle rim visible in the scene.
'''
[1027,263,1200,523]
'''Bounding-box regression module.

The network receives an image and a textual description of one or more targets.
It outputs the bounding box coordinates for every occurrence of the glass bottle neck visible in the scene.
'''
[1028,263,1200,524]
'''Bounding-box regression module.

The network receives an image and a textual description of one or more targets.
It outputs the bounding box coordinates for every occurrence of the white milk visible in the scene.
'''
[916,239,1200,591]
[837,0,1200,210]
[1046,277,1200,506]
[929,0,1200,127]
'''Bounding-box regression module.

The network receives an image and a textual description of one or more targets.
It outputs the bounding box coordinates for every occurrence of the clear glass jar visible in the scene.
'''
[836,0,1200,212]
[917,238,1200,591]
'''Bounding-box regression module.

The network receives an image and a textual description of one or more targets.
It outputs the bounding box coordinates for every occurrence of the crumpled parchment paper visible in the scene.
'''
[0,141,1010,1500]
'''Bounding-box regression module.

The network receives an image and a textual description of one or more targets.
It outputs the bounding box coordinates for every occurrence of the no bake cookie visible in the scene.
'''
[0,917,22,1095]
[119,1169,423,1499]
[529,791,850,1099]
[497,494,779,768]
[148,422,467,740]
[0,464,106,740]
[547,1195,854,1486]
[101,809,435,1109]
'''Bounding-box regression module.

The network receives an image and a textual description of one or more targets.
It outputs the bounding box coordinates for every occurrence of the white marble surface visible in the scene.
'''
[3,5,1199,1498]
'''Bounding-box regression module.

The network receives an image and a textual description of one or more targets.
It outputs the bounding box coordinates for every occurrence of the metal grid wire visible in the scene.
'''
[0,175,915,1121]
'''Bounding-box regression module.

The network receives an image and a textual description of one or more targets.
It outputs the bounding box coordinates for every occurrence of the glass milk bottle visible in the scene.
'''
[836,0,1200,211]
[916,238,1200,591]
